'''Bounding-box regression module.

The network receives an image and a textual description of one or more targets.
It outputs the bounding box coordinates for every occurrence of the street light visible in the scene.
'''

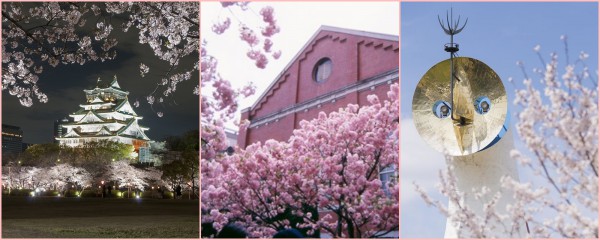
[101,181,105,198]
[7,163,12,195]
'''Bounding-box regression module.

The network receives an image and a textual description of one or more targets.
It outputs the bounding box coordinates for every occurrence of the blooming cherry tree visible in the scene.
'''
[201,2,280,123]
[202,84,399,238]
[45,163,92,194]
[106,160,159,192]
[2,2,198,116]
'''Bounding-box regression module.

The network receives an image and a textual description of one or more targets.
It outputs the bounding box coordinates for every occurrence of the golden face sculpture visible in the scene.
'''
[412,57,507,156]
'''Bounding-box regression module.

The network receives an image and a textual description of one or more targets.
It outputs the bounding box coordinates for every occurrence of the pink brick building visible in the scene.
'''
[238,26,399,147]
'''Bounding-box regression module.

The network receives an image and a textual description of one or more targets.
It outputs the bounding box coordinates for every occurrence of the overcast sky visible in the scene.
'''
[401,2,598,238]
[200,2,399,130]
[2,5,199,144]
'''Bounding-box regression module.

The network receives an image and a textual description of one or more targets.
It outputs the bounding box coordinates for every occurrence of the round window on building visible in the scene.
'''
[313,58,332,83]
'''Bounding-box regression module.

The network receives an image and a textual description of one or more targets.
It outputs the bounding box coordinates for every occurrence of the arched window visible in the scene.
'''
[313,58,332,83]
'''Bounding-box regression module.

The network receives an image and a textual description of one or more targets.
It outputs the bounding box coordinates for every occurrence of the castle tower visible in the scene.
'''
[55,76,150,151]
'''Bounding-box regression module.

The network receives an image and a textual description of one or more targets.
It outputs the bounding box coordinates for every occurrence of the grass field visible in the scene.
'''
[2,196,199,238]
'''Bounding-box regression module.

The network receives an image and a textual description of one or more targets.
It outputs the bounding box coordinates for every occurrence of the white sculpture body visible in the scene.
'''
[444,127,526,238]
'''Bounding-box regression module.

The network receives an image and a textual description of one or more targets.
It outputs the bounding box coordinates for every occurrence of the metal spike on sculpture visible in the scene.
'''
[412,9,526,238]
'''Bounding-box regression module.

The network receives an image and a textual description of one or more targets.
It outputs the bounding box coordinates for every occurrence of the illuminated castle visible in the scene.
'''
[55,76,150,151]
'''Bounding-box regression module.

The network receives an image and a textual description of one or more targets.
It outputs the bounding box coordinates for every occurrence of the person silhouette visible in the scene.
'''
[216,223,247,238]
[273,228,304,238]
[175,185,182,199]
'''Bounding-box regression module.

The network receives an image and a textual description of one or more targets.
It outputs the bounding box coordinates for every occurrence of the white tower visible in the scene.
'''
[412,9,526,238]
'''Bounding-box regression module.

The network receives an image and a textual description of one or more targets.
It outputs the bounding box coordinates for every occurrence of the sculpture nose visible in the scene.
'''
[450,72,475,154]
[450,73,474,127]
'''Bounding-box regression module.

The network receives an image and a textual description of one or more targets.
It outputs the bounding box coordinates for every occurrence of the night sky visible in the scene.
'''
[2,9,199,144]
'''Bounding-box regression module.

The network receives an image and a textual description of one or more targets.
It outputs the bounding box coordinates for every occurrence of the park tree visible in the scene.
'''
[74,140,135,164]
[415,38,598,238]
[16,141,134,182]
[161,131,199,198]
[202,84,400,238]
[165,129,200,151]
[2,2,198,116]
[44,163,92,195]
[19,143,60,167]
[148,141,168,165]
[2,161,25,190]
[161,129,199,196]
[182,148,199,198]
[3,162,92,195]
[161,159,186,194]
[107,160,161,198]
[21,166,45,190]
[19,141,133,166]
[0,151,21,167]
[142,166,165,188]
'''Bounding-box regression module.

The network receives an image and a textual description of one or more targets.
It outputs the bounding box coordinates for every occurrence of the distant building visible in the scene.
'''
[54,117,70,142]
[2,124,23,155]
[55,76,151,155]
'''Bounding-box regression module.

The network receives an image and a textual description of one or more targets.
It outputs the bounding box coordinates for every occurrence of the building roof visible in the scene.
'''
[58,119,150,141]
[245,25,398,112]
[84,76,128,95]
[116,118,151,140]
[79,110,108,123]
[109,76,122,89]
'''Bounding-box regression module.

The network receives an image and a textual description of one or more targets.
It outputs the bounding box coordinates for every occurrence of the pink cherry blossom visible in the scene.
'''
[202,84,399,238]
[212,18,231,35]
[239,26,259,47]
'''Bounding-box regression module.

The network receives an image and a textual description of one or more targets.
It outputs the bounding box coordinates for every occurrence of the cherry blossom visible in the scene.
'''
[202,84,399,238]
[202,3,281,125]
[2,2,199,112]
[139,63,149,77]
[211,17,231,35]
[107,160,161,191]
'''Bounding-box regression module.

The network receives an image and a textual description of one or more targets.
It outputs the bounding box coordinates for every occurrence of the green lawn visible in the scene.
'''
[2,197,199,238]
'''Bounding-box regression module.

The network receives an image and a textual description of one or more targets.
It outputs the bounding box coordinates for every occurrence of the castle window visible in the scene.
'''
[313,58,332,83]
